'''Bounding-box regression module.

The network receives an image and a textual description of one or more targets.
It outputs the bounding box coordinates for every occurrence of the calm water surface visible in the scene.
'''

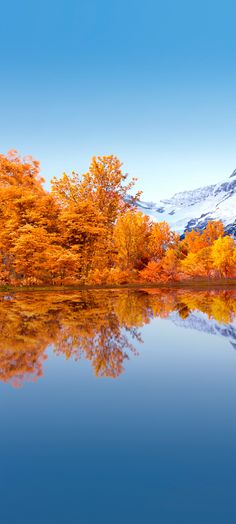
[0,288,236,523]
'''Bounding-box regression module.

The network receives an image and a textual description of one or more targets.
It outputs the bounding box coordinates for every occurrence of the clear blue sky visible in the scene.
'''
[1,0,236,201]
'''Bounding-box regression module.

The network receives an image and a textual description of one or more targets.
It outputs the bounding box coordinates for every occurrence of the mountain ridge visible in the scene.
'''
[136,169,236,237]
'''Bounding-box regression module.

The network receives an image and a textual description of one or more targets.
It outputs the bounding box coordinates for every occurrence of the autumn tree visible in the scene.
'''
[51,156,140,227]
[148,221,179,261]
[182,220,225,255]
[140,248,180,282]
[113,210,150,271]
[51,155,141,279]
[211,236,236,278]
[139,260,162,282]
[11,225,55,284]
[0,151,59,284]
[161,248,180,280]
[180,247,213,279]
[202,220,224,245]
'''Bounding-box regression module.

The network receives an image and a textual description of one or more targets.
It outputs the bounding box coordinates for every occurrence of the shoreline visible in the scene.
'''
[0,279,236,293]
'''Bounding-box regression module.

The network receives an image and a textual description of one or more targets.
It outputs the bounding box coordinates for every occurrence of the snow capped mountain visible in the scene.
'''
[137,169,236,236]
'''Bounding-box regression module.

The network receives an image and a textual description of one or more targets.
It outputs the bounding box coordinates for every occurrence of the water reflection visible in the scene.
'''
[0,288,235,386]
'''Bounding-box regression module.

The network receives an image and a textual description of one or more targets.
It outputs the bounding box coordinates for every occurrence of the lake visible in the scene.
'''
[0,288,236,523]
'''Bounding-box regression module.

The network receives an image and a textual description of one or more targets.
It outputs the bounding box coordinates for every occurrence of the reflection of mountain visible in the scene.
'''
[0,288,235,386]
[170,311,236,350]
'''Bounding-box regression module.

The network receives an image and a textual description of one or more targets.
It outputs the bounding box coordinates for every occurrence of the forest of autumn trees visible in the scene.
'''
[0,150,235,286]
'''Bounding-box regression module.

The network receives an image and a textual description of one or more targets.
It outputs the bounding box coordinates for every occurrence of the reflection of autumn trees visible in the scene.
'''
[144,288,236,324]
[0,289,235,386]
[0,292,143,385]
[52,297,141,378]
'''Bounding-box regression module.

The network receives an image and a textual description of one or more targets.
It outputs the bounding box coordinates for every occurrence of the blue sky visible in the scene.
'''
[1,0,236,201]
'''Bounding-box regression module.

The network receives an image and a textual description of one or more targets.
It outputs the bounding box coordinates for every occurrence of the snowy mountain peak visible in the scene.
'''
[136,169,236,237]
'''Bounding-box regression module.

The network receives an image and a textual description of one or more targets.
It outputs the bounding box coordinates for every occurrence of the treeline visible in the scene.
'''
[0,150,235,285]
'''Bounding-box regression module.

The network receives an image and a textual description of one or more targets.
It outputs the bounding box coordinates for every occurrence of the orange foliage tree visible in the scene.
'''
[211,236,236,278]
[113,210,150,272]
